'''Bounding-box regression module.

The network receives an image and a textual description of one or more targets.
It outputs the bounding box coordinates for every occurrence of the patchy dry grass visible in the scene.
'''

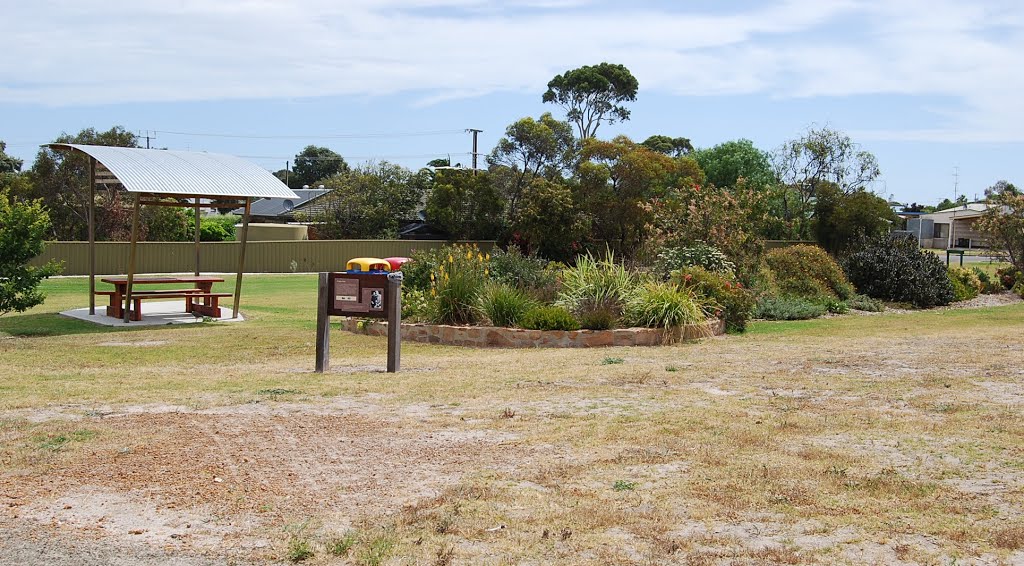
[1,275,1023,564]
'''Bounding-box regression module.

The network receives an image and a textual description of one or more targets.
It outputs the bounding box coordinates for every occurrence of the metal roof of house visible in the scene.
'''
[46,144,298,199]
[231,188,330,217]
[920,203,992,220]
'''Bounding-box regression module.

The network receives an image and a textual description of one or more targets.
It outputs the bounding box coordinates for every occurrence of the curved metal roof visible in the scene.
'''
[46,144,298,199]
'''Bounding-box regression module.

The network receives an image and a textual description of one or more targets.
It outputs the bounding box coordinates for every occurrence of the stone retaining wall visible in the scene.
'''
[339,318,725,348]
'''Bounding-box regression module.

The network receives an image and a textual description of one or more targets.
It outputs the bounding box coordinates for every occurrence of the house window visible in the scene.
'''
[933,223,949,239]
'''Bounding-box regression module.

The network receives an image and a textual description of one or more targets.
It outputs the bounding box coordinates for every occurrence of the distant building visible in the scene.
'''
[231,188,329,223]
[907,204,992,249]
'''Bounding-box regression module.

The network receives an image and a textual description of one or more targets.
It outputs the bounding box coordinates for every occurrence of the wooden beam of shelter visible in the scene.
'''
[232,197,251,319]
[88,158,96,315]
[194,197,201,276]
[123,193,142,323]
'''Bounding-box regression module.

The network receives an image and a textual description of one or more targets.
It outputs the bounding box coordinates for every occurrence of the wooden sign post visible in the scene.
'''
[315,271,403,373]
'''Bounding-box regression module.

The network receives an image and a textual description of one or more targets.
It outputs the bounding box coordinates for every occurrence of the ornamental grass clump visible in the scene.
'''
[557,253,642,329]
[477,282,537,328]
[624,282,707,331]
[519,305,580,331]
[427,244,489,325]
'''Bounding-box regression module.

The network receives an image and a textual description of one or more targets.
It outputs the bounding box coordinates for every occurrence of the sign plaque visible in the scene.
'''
[316,271,403,373]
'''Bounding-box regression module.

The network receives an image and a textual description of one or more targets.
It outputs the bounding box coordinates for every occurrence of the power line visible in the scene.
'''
[240,152,471,160]
[154,129,466,140]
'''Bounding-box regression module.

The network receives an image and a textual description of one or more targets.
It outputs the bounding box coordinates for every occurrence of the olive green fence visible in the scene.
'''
[32,240,495,276]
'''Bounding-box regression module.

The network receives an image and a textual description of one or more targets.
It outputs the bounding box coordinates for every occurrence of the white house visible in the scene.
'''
[907,203,992,249]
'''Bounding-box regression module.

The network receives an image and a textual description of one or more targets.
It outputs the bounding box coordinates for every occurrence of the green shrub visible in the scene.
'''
[763,245,854,301]
[197,214,238,241]
[819,296,849,314]
[426,245,488,325]
[1014,280,1024,299]
[488,247,559,297]
[972,267,1003,294]
[672,266,755,332]
[655,241,735,279]
[997,266,1022,290]
[948,266,982,301]
[557,253,642,328]
[624,282,706,330]
[847,294,884,312]
[401,287,430,322]
[477,282,537,327]
[0,189,62,315]
[520,305,580,331]
[577,308,616,330]
[843,236,955,308]
[753,296,828,320]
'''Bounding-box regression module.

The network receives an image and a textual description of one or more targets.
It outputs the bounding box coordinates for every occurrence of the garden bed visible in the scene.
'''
[340,317,725,347]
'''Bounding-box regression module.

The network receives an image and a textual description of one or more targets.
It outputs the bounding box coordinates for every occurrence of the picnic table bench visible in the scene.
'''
[99,276,229,321]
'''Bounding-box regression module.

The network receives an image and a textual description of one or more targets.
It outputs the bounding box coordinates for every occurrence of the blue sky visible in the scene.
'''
[2,0,1022,205]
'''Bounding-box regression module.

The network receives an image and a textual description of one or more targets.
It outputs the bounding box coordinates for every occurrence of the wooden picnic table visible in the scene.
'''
[99,276,227,321]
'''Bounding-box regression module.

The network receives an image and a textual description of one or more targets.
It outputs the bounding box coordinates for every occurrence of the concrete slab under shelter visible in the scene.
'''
[61,301,244,327]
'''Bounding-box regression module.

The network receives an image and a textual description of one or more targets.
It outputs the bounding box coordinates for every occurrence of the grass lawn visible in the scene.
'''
[2,275,1023,564]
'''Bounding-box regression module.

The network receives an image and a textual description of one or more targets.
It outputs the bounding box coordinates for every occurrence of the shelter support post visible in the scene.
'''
[194,198,201,276]
[88,158,96,315]
[232,197,251,319]
[123,193,142,323]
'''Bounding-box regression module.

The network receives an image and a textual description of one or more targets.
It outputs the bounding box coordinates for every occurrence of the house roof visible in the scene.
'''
[232,188,330,217]
[921,203,992,221]
[46,143,298,199]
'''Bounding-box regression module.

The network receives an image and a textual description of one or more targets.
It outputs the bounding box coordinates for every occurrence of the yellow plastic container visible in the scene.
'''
[346,257,392,272]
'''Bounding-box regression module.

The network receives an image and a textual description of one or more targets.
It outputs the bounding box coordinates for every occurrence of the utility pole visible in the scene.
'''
[140,130,155,149]
[467,128,482,173]
[950,166,961,249]
[952,166,960,202]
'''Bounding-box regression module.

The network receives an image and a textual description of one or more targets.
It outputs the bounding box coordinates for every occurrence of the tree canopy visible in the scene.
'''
[314,162,425,239]
[28,126,139,240]
[693,139,775,191]
[978,180,1024,271]
[641,135,693,157]
[0,189,62,315]
[542,63,638,140]
[577,135,696,253]
[290,145,349,189]
[813,184,897,255]
[0,141,23,173]
[425,170,505,240]
[935,195,968,211]
[771,126,881,239]
[488,113,575,220]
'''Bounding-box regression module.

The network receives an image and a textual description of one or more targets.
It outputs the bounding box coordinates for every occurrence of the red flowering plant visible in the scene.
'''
[642,179,770,284]
[670,265,755,333]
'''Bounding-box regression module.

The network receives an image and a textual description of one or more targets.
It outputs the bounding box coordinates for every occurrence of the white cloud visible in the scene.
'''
[2,0,1023,141]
